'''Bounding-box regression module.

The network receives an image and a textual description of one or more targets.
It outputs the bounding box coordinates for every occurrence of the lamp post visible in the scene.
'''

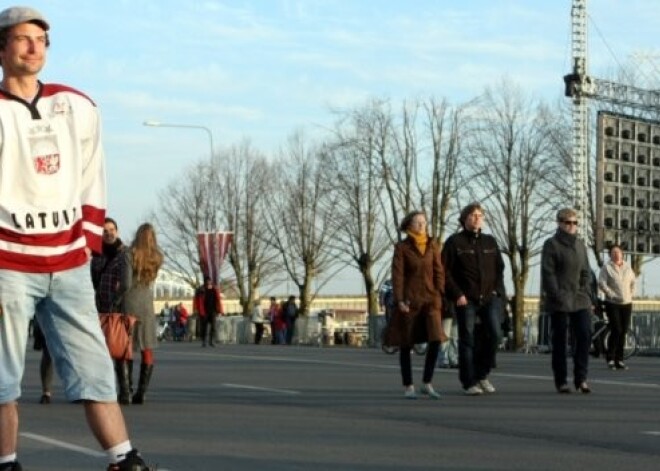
[143,120,214,161]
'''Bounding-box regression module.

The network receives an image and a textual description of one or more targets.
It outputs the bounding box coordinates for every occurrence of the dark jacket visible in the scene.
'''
[541,229,592,313]
[441,229,505,304]
[390,237,446,345]
[90,239,126,313]
[193,285,223,317]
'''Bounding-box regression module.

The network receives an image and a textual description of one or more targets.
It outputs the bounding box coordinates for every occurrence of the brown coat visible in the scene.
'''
[389,237,446,346]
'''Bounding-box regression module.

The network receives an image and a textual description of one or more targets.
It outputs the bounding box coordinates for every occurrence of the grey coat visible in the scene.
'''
[118,251,157,351]
[541,229,592,313]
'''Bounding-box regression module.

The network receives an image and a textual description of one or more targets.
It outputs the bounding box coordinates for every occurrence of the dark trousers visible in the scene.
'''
[399,341,440,387]
[200,313,217,345]
[254,322,264,344]
[285,319,295,345]
[456,298,502,389]
[604,302,632,363]
[550,309,591,388]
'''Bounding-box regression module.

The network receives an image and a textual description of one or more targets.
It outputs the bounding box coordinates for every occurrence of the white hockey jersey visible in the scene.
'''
[0,82,105,273]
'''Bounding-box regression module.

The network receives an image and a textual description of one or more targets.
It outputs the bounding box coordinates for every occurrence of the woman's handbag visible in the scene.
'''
[98,313,137,360]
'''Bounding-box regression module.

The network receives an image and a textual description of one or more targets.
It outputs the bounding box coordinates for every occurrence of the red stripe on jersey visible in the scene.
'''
[0,220,84,247]
[0,247,89,273]
[82,204,105,227]
[40,83,97,106]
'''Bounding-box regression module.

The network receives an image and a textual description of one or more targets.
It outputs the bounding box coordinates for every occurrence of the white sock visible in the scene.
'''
[106,441,132,464]
[0,454,17,466]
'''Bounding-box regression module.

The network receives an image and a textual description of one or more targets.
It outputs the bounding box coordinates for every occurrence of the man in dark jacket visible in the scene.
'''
[193,276,223,347]
[90,217,132,404]
[541,207,592,394]
[442,202,505,396]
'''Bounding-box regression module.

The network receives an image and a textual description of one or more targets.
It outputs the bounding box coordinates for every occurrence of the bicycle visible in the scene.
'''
[590,316,639,360]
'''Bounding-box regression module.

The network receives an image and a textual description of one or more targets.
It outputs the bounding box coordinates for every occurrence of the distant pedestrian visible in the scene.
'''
[251,299,265,344]
[194,276,223,347]
[268,297,286,344]
[283,296,298,345]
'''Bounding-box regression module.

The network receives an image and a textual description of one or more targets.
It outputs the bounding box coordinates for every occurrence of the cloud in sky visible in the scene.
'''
[19,0,660,292]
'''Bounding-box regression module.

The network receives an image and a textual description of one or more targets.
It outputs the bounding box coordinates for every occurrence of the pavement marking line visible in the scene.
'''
[20,432,172,470]
[642,431,660,436]
[20,432,105,458]
[222,383,301,395]
[168,351,660,389]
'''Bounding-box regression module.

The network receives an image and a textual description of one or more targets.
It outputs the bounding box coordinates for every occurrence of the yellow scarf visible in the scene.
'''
[406,230,428,255]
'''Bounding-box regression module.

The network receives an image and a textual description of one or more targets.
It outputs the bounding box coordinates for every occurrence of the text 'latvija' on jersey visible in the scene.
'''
[0,82,105,273]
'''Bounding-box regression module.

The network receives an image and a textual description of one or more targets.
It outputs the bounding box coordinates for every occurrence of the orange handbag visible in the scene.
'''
[98,313,137,360]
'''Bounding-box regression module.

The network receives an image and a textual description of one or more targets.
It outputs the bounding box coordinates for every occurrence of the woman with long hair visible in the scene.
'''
[118,223,164,404]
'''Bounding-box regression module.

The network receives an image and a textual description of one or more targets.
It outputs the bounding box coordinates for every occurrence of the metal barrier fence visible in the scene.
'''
[531,310,660,356]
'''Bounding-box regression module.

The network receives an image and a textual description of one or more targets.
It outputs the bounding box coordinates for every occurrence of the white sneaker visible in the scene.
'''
[464,384,484,396]
[420,383,441,399]
[478,378,496,393]
[404,385,417,399]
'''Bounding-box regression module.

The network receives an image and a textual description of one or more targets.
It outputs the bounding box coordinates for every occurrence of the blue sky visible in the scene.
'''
[23,0,660,293]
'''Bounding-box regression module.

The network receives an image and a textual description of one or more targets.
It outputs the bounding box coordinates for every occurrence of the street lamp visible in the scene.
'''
[143,120,214,161]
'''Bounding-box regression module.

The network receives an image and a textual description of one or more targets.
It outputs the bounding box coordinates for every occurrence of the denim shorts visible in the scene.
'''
[0,263,116,403]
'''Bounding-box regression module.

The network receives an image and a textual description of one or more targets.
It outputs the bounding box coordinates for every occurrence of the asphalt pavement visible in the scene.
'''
[16,342,660,471]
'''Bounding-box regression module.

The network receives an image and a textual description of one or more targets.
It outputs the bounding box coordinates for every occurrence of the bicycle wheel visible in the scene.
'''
[413,343,427,355]
[603,329,639,360]
[380,327,398,354]
[622,330,639,359]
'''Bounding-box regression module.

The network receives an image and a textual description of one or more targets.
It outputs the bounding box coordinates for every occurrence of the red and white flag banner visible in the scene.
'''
[197,231,233,285]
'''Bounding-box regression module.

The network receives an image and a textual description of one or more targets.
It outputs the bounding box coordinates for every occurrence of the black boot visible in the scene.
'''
[115,360,131,405]
[132,363,153,405]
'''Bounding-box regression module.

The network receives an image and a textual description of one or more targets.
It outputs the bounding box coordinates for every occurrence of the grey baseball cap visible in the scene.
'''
[0,6,50,31]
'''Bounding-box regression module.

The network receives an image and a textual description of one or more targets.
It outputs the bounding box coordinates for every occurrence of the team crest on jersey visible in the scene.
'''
[34,153,61,175]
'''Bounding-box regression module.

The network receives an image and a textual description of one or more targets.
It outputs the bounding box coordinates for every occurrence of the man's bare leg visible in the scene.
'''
[84,402,129,449]
[0,403,18,456]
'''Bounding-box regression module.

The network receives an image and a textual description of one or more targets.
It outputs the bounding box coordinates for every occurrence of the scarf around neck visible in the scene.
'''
[406,230,428,255]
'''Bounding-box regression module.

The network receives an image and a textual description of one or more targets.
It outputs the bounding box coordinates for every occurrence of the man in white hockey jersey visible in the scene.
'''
[0,6,153,471]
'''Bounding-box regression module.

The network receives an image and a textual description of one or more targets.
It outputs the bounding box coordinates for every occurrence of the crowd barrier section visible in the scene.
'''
[171,309,660,355]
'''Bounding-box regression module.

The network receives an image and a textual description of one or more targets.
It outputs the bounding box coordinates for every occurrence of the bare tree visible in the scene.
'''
[152,161,222,288]
[422,97,467,244]
[323,102,394,343]
[464,80,568,348]
[262,132,341,316]
[214,141,280,315]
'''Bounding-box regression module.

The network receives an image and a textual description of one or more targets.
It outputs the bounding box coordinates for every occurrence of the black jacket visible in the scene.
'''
[441,229,506,304]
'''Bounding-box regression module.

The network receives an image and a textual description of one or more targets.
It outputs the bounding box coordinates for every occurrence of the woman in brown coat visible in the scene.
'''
[391,210,446,399]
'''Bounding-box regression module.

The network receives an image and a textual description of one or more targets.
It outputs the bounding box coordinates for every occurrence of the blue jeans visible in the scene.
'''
[550,309,591,388]
[0,263,116,403]
[456,297,503,389]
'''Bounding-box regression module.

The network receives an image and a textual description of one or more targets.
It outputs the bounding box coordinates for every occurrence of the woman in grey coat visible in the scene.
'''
[118,223,163,404]
[541,208,593,394]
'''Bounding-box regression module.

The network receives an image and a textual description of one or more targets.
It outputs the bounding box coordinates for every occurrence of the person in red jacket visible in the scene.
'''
[174,302,189,341]
[193,277,223,347]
